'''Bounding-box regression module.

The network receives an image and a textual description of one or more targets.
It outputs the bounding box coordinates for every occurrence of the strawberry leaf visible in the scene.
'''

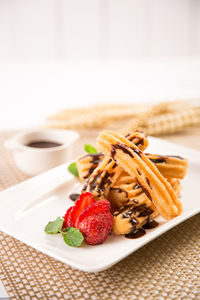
[68,162,79,177]
[44,217,63,234]
[84,144,98,154]
[62,227,84,247]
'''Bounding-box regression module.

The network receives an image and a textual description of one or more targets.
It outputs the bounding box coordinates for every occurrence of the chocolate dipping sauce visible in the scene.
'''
[26,141,62,148]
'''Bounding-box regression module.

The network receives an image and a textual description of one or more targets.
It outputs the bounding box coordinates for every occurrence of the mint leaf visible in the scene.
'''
[68,162,79,177]
[84,144,98,154]
[62,227,84,247]
[44,217,63,234]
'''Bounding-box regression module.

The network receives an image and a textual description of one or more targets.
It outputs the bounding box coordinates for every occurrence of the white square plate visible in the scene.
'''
[0,137,199,272]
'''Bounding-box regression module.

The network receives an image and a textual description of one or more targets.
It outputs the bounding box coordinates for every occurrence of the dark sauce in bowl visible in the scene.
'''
[26,141,62,148]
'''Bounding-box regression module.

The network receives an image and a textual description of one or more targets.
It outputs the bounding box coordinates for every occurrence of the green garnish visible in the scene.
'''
[44,217,63,234]
[68,162,79,177]
[62,227,84,247]
[44,217,84,247]
[84,144,98,154]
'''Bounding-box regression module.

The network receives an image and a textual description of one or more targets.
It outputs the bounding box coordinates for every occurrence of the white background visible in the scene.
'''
[0,0,200,60]
[0,0,200,129]
[0,58,200,129]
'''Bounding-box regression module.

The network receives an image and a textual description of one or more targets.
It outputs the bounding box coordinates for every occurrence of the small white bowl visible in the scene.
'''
[5,129,79,176]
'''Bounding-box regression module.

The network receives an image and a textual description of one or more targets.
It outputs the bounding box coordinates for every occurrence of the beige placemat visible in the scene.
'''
[0,130,199,300]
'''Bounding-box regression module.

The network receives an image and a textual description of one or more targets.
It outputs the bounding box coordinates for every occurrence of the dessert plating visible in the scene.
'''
[45,128,188,247]
[74,128,188,241]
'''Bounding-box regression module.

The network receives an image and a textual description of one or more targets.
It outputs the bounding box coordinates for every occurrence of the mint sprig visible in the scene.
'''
[44,217,84,247]
[68,162,79,177]
[62,227,84,247]
[44,217,63,234]
[84,144,98,154]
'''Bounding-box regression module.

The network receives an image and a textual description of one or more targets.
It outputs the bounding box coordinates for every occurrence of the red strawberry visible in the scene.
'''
[78,211,113,245]
[64,192,95,228]
[76,199,111,227]
[63,206,73,228]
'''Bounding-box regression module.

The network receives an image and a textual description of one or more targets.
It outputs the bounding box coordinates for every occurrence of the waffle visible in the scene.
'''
[167,178,181,197]
[76,152,187,181]
[108,177,181,210]
[113,202,154,235]
[76,153,104,181]
[146,153,188,179]
[82,156,122,199]
[82,129,148,198]
[96,130,182,220]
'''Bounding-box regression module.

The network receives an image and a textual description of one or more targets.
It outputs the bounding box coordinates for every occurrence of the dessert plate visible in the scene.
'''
[0,137,199,272]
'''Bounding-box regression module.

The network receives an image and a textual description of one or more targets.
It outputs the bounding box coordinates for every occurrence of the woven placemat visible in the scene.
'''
[0,130,199,300]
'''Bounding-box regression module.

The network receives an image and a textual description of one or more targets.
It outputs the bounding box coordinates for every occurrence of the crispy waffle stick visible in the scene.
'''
[96,130,182,219]
[76,153,104,181]
[131,193,158,219]
[167,178,181,197]
[82,130,148,198]
[77,129,148,182]
[76,152,187,181]
[113,201,155,235]
[111,181,142,199]
[108,177,181,210]
[123,130,148,151]
[114,172,135,185]
[82,156,122,199]
[146,153,188,179]
[108,186,158,219]
[108,181,142,208]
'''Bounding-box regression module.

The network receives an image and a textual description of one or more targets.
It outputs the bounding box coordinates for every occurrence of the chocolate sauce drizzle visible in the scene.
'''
[81,153,104,179]
[131,147,141,157]
[113,204,133,216]
[85,196,158,239]
[69,193,80,201]
[135,139,144,146]
[111,143,134,159]
[114,201,159,240]
[89,171,103,192]
[143,218,159,229]
[98,171,112,192]
[125,228,146,239]
[125,133,144,147]
[135,179,152,201]
[125,217,159,239]
[114,204,153,218]
[110,187,128,198]
[86,169,114,195]
[83,166,97,179]
[122,204,152,219]
[81,153,103,164]
[145,177,152,189]
[90,153,104,163]
[125,216,159,239]
[149,158,166,164]
[133,184,140,190]
[148,154,184,164]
